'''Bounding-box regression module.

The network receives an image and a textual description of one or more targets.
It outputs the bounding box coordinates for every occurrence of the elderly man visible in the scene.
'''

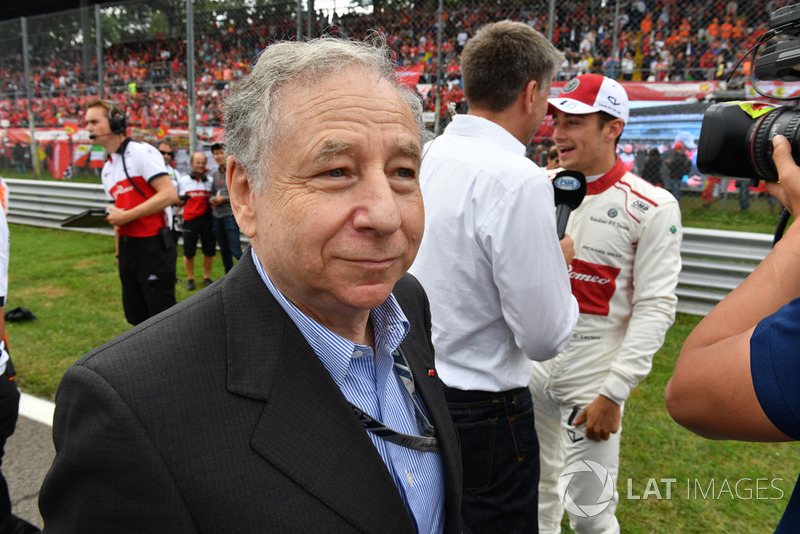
[39,38,462,534]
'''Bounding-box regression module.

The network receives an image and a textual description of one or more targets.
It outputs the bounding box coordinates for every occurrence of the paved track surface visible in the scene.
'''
[6,394,56,530]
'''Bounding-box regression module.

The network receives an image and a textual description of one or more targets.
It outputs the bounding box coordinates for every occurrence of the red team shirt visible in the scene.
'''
[101,139,170,238]
[176,172,213,221]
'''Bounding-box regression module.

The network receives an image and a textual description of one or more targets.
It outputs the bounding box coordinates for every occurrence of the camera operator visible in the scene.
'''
[666,135,800,532]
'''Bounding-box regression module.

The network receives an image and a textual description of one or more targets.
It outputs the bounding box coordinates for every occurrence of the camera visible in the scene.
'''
[697,2,800,182]
[696,102,799,182]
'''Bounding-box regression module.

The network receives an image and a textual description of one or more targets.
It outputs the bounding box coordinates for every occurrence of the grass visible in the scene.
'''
[680,193,790,235]
[6,224,229,397]
[1,166,104,185]
[613,314,799,533]
[6,221,799,533]
[552,312,799,532]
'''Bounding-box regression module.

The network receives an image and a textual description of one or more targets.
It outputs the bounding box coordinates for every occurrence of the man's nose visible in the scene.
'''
[352,171,402,235]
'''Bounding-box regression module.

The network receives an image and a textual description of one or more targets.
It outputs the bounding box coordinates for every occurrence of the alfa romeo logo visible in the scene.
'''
[557,460,615,517]
[564,78,580,93]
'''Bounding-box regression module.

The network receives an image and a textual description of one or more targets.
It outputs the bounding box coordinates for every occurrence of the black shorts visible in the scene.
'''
[182,214,216,258]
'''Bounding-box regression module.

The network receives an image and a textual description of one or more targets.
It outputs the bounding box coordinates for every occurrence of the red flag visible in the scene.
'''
[156,123,169,140]
[64,118,79,137]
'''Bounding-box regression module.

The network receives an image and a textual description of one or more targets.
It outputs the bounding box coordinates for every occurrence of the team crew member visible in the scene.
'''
[529,74,682,533]
[84,99,178,326]
[177,151,216,290]
[157,140,183,243]
[409,21,579,533]
[209,143,242,273]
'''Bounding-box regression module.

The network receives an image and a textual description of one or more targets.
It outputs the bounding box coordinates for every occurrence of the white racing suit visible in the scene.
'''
[530,158,682,533]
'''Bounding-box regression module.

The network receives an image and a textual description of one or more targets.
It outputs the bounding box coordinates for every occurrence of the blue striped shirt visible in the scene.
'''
[252,252,445,533]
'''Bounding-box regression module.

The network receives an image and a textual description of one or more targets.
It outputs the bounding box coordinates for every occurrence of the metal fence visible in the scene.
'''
[0,0,781,211]
[2,176,774,317]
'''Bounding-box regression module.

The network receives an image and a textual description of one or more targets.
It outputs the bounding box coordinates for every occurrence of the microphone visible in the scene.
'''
[89,132,116,140]
[553,170,587,240]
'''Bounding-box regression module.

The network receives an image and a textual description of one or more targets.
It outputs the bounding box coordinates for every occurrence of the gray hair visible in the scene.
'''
[461,20,564,112]
[224,36,424,193]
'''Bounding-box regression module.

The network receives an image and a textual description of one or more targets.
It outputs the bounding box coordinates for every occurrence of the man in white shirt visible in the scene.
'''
[409,20,579,534]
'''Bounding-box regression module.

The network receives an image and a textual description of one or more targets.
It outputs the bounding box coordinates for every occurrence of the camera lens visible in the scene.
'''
[697,101,800,182]
[751,107,800,181]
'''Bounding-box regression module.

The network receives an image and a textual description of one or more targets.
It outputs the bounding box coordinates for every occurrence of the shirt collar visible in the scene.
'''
[443,114,527,157]
[250,252,411,385]
[115,137,132,155]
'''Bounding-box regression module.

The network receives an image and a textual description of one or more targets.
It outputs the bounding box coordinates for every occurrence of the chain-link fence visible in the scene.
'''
[0,0,786,215]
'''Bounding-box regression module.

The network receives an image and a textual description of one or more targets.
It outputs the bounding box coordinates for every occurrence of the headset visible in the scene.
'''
[106,100,127,134]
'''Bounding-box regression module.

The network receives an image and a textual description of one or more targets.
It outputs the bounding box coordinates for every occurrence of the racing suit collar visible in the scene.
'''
[586,157,627,196]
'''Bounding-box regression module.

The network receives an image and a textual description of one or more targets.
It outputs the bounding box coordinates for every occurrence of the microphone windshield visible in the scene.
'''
[552,170,587,210]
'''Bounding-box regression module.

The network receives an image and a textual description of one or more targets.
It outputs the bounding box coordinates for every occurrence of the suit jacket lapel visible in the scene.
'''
[395,276,463,534]
[221,252,415,533]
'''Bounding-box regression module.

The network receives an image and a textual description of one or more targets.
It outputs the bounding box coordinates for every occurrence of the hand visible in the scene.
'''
[560,234,575,266]
[105,206,131,227]
[572,395,621,442]
[768,134,800,216]
[209,196,222,206]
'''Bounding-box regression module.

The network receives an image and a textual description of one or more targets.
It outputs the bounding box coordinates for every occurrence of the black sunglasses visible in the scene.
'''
[159,150,174,156]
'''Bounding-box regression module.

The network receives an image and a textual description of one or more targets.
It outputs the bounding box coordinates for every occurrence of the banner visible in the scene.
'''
[744,81,800,100]
[550,81,718,101]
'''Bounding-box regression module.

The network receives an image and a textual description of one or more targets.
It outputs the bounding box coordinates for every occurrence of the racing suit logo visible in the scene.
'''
[568,259,620,316]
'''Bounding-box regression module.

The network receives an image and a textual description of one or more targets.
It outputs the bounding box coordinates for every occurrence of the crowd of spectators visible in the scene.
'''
[0,0,781,129]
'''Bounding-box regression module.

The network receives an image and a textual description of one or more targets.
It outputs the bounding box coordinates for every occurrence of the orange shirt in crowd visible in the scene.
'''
[731,19,746,40]
[641,14,653,35]
[707,18,720,38]
[679,18,692,39]
[720,19,734,40]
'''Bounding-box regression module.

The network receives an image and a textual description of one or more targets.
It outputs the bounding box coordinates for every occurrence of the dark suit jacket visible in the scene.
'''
[39,250,462,533]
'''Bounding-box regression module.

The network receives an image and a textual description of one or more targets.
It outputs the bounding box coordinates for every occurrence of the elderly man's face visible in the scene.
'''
[231,68,423,326]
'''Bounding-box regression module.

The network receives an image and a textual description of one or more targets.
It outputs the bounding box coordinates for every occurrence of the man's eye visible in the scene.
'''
[325,168,345,178]
[396,168,416,178]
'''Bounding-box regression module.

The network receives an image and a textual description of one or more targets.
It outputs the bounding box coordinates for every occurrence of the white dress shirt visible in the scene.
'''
[409,114,579,392]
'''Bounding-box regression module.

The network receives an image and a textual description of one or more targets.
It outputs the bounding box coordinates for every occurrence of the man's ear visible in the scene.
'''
[602,118,625,144]
[523,79,539,114]
[227,156,257,239]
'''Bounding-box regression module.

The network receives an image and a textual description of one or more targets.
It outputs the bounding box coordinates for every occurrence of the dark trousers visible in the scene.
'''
[212,215,242,273]
[443,386,539,534]
[0,370,18,529]
[118,234,177,326]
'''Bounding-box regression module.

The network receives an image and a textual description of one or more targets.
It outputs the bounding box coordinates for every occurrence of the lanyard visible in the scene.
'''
[348,348,440,454]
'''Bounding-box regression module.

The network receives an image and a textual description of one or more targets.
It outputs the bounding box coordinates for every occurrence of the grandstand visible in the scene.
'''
[0,0,788,180]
